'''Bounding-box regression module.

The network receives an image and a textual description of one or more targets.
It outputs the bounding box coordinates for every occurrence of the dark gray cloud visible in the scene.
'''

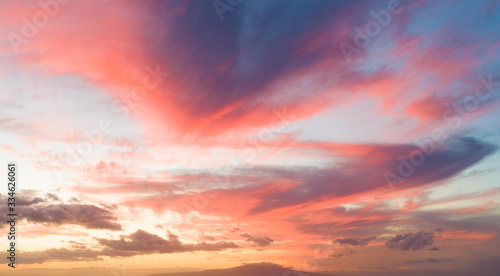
[17,229,238,264]
[330,249,356,258]
[0,193,122,230]
[241,233,274,247]
[0,192,46,206]
[200,233,215,241]
[405,258,451,264]
[386,230,441,251]
[17,196,45,206]
[20,203,122,230]
[334,236,376,246]
[98,230,238,255]
[46,193,60,201]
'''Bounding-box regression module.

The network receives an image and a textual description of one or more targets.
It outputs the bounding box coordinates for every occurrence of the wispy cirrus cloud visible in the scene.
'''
[6,0,498,141]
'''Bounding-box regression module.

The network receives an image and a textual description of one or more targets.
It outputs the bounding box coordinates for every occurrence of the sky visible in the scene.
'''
[0,0,500,275]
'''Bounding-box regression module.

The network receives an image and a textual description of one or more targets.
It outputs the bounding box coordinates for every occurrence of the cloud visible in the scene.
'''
[330,249,356,258]
[19,229,238,264]
[200,233,215,241]
[17,196,45,206]
[386,229,441,251]
[0,193,122,230]
[241,233,274,247]
[20,247,103,264]
[426,258,450,263]
[97,229,238,255]
[249,136,496,214]
[20,203,122,230]
[13,0,495,140]
[0,0,360,139]
[404,258,451,264]
[408,211,499,238]
[46,193,60,201]
[334,236,376,246]
[0,191,48,206]
[120,136,496,228]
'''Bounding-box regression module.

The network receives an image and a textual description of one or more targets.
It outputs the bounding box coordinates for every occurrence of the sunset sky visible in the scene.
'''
[1,0,500,275]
